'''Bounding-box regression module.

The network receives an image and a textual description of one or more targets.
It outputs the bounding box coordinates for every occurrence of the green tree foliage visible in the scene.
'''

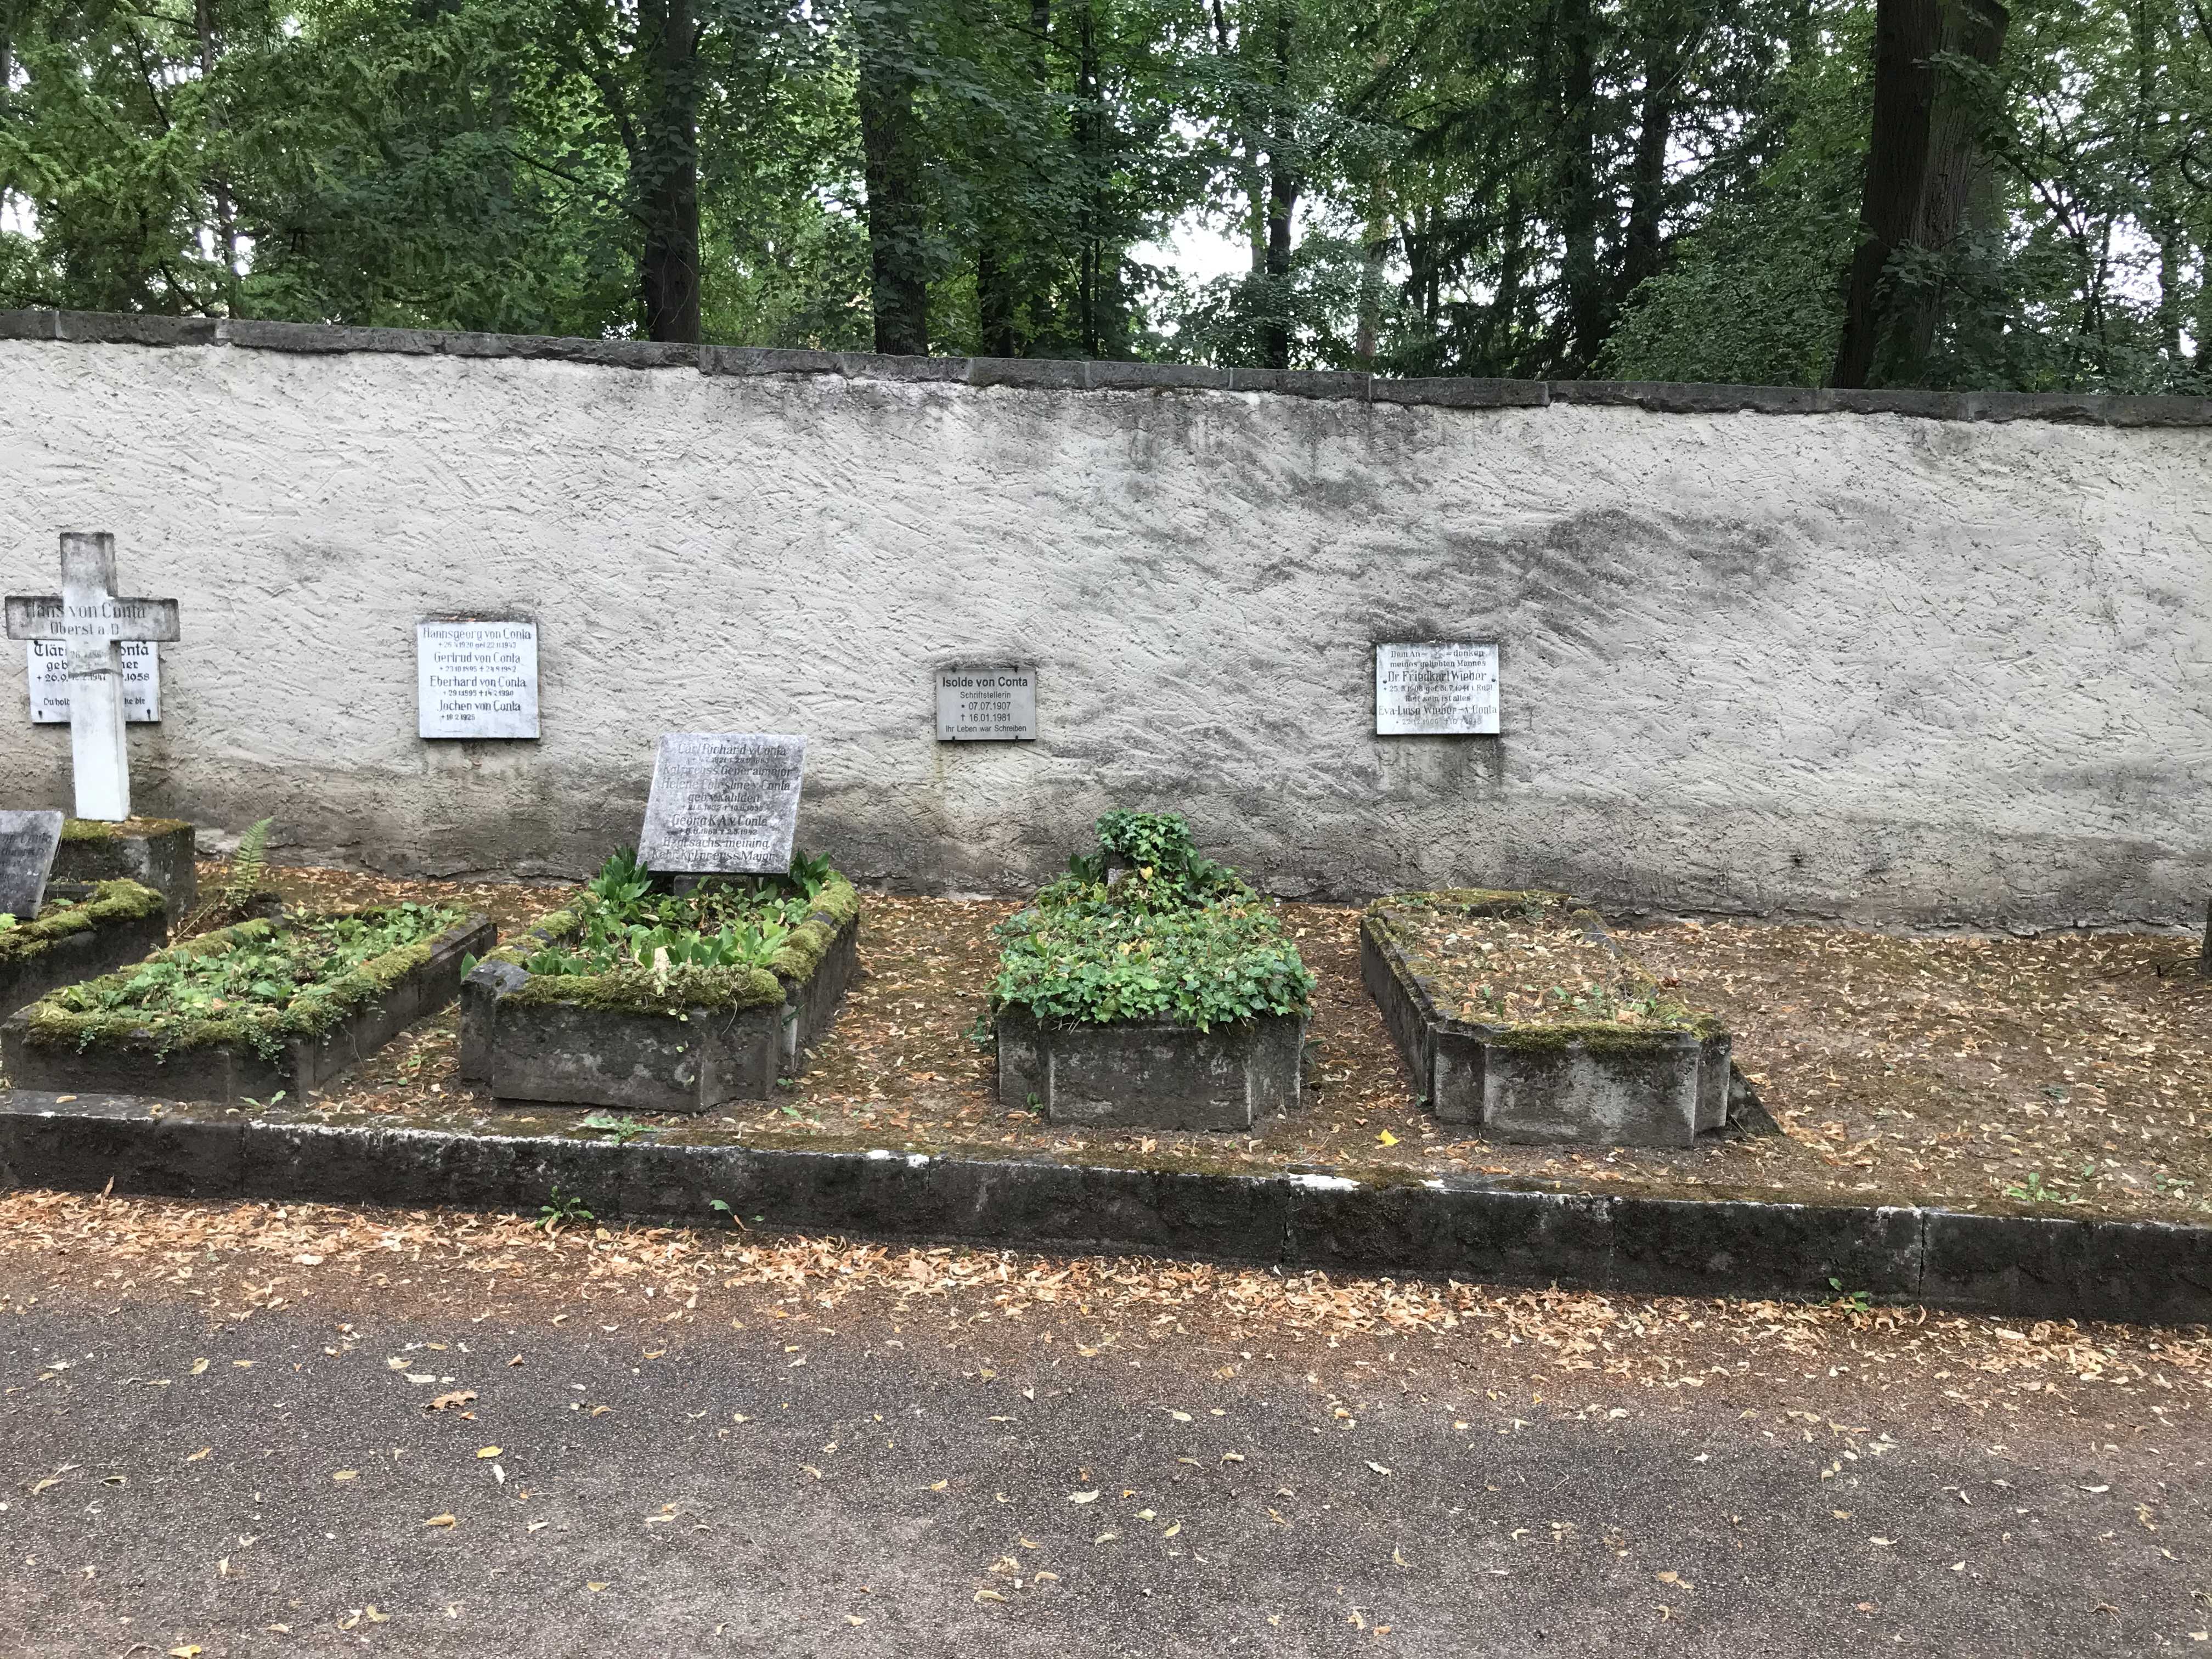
[2,0,2208,384]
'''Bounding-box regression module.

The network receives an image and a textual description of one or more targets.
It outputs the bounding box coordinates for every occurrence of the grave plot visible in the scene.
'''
[0,881,170,1020]
[990,812,1311,1130]
[458,850,860,1113]
[1360,889,1737,1147]
[66,856,2212,1227]
[50,817,198,929]
[2,901,492,1103]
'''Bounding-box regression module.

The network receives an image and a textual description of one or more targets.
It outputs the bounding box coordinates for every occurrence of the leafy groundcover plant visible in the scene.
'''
[477,848,859,1017]
[991,811,1313,1030]
[26,901,472,1059]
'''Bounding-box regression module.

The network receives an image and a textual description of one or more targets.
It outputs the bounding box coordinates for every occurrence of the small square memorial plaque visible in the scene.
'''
[417,617,540,740]
[28,639,158,723]
[0,809,64,919]
[936,664,1039,742]
[637,733,806,875]
[1374,641,1500,736]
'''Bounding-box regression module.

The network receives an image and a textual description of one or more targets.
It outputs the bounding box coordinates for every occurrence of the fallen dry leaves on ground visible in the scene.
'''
[236,857,2212,1222]
[1,1188,2204,1429]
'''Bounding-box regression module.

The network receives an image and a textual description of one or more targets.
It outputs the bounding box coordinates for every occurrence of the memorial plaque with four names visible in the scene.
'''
[27,639,158,723]
[1374,640,1500,735]
[637,733,807,875]
[935,664,1039,741]
[417,616,541,740]
[0,809,65,919]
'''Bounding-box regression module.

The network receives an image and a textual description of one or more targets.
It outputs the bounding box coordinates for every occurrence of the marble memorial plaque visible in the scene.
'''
[936,664,1039,741]
[0,809,64,919]
[637,733,806,875]
[417,617,540,740]
[28,639,159,723]
[1374,641,1500,735]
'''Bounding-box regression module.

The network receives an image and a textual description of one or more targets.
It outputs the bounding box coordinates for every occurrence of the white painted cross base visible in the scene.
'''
[4,532,182,822]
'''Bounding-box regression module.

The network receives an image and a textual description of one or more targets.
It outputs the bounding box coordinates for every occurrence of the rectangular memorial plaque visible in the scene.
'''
[1374,641,1500,736]
[27,639,158,723]
[637,733,806,875]
[936,664,1039,742]
[417,617,540,740]
[0,809,64,919]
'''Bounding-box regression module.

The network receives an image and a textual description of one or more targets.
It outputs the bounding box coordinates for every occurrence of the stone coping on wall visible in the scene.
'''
[8,307,2212,427]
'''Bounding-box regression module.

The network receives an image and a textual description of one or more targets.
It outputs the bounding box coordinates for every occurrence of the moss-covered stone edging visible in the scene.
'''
[0,1087,2204,1327]
[0,881,168,1021]
[996,1005,1303,1131]
[0,911,494,1103]
[12,308,2212,427]
[1362,893,1739,1147]
[457,876,862,1113]
[50,818,198,929]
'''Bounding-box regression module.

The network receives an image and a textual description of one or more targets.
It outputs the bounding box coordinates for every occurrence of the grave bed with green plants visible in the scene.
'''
[0,879,170,1021]
[991,812,1314,1131]
[1363,889,1741,1147]
[1,897,492,1103]
[458,849,860,1113]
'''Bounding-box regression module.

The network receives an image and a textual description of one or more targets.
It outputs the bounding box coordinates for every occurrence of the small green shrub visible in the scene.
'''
[992,812,1311,1031]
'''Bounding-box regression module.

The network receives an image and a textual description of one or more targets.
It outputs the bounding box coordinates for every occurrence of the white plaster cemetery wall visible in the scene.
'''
[2,332,2208,928]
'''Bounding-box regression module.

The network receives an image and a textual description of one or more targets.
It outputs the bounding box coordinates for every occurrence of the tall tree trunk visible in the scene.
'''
[856,0,928,355]
[1621,25,1681,300]
[1260,0,1296,370]
[1553,0,1608,375]
[191,0,242,314]
[636,0,702,343]
[1830,0,2009,388]
[1355,182,1388,368]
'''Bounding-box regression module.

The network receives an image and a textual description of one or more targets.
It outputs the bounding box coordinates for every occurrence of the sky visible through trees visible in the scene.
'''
[1,0,2207,388]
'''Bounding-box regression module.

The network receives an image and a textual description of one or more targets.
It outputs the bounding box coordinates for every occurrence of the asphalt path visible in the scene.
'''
[0,1237,2203,1657]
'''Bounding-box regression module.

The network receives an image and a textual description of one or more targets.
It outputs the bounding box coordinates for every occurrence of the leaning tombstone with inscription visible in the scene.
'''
[459,733,861,1111]
[8,532,198,924]
[0,808,168,1020]
[992,811,1312,1130]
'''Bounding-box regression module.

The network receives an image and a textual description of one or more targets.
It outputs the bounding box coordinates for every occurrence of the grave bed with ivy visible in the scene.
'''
[0,878,170,1022]
[457,850,861,1114]
[1362,889,1743,1147]
[2,900,492,1103]
[991,812,1313,1132]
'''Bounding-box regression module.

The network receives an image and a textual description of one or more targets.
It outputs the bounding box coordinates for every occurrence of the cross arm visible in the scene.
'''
[4,595,181,643]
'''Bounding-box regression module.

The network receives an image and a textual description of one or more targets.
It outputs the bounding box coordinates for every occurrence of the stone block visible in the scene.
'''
[1286,1178,1614,1286]
[1084,361,1232,392]
[50,818,197,929]
[460,902,858,1113]
[1370,376,1548,409]
[1610,1195,1924,1300]
[0,911,492,1104]
[0,881,168,1020]
[995,1005,1302,1131]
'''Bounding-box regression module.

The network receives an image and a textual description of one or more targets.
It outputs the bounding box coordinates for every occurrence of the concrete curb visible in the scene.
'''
[5,309,2211,426]
[1,1090,2204,1325]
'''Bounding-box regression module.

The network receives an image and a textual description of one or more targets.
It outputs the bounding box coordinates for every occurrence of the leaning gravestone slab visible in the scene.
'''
[637,733,805,875]
[0,810,65,919]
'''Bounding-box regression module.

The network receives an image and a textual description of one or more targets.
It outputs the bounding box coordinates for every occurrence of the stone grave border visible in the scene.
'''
[0,1090,2205,1327]
[995,1005,1305,1131]
[458,876,862,1111]
[9,308,2212,426]
[1,910,493,1104]
[50,818,198,930]
[0,879,168,1021]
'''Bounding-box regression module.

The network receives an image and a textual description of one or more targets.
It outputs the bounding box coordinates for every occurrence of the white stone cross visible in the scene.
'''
[5,532,180,822]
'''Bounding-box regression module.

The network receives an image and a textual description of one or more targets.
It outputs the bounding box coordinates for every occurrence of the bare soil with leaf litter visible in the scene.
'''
[9,861,2205,1225]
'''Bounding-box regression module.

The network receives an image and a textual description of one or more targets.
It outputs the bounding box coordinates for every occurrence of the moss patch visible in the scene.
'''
[0,879,166,964]
[59,816,193,844]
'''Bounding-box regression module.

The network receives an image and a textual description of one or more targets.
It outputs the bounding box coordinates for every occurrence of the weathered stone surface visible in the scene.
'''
[50,820,197,928]
[1610,1195,1924,1300]
[0,881,168,1019]
[2,329,2208,927]
[0,911,492,1103]
[0,810,63,919]
[1361,909,1733,1147]
[637,733,805,876]
[995,1006,1303,1131]
[458,901,857,1113]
